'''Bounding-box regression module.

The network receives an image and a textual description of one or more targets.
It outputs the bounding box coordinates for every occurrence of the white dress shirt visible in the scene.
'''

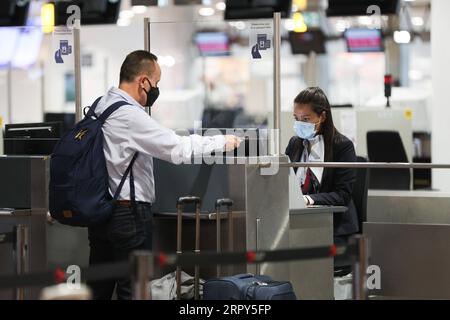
[93,87,226,203]
[296,134,325,205]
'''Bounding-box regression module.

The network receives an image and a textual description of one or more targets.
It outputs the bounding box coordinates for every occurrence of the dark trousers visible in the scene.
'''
[87,202,152,300]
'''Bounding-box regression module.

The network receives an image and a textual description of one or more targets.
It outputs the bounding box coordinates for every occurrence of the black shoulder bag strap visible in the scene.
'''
[113,153,139,204]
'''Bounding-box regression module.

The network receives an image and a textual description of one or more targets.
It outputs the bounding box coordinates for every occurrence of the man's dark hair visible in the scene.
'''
[119,50,158,83]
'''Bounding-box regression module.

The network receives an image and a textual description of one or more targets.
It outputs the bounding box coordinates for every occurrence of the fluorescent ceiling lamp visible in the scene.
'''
[284,19,294,31]
[132,5,147,14]
[411,16,424,26]
[117,18,131,27]
[215,2,226,11]
[394,30,411,44]
[198,7,215,17]
[119,10,134,19]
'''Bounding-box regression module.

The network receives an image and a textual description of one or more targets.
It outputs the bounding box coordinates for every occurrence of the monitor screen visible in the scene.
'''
[345,28,383,53]
[0,0,29,26]
[55,0,121,25]
[194,32,230,57]
[326,0,399,16]
[44,113,76,134]
[225,0,292,20]
[288,30,326,55]
[4,122,62,155]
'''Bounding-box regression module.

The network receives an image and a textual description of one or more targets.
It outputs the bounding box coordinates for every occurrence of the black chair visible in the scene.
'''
[334,156,369,277]
[366,130,410,190]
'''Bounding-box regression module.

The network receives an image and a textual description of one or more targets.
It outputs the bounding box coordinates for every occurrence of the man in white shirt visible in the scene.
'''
[88,50,241,300]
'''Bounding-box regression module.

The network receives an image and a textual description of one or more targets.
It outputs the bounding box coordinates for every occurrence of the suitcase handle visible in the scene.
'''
[176,196,201,300]
[215,198,233,209]
[215,198,234,277]
[177,196,201,206]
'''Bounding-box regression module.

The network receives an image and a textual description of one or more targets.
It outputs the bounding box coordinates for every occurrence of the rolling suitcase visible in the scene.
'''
[203,273,297,300]
[215,198,234,277]
[176,196,201,300]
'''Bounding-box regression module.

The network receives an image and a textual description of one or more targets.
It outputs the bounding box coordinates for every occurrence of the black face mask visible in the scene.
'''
[143,79,159,107]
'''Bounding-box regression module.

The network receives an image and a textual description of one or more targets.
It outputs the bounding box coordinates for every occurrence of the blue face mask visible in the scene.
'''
[293,120,318,140]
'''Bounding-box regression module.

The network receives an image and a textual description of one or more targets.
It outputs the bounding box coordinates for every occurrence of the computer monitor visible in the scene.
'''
[326,0,399,17]
[194,32,230,57]
[345,28,384,53]
[0,0,30,26]
[55,0,121,25]
[4,122,62,155]
[44,113,76,134]
[225,0,292,20]
[288,30,326,55]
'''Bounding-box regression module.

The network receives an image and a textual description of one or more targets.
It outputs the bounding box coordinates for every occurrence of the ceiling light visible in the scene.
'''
[132,5,147,14]
[411,17,424,26]
[394,30,411,44]
[119,10,134,19]
[215,2,226,11]
[199,7,215,17]
[117,18,131,27]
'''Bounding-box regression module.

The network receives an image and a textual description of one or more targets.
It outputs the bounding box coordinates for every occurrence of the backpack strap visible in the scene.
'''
[84,96,103,119]
[112,153,139,202]
[98,100,130,124]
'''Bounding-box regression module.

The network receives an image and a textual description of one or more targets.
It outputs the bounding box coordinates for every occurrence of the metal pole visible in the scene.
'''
[351,235,369,300]
[131,250,153,300]
[40,61,45,121]
[255,218,261,275]
[176,203,182,300]
[259,161,450,169]
[7,62,12,123]
[144,17,150,52]
[14,225,29,300]
[74,19,82,122]
[273,12,281,156]
[216,205,221,277]
[194,202,201,300]
[144,17,151,116]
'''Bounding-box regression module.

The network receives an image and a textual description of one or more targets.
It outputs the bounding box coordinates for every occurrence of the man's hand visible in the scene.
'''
[224,135,242,152]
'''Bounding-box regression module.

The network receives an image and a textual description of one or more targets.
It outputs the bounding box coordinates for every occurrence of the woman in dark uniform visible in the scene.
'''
[285,87,359,244]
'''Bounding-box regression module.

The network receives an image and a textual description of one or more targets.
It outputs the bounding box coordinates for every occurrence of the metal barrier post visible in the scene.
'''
[14,225,29,300]
[131,251,153,300]
[272,12,281,156]
[74,19,82,122]
[351,235,369,300]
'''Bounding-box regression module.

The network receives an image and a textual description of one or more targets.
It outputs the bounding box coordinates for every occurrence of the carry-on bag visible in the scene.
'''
[203,273,297,300]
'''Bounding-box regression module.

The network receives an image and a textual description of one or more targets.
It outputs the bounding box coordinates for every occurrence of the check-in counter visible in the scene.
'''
[152,156,338,299]
[45,155,339,299]
[365,190,450,299]
[0,156,48,299]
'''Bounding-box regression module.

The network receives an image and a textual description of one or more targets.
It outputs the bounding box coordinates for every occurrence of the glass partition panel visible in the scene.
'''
[149,19,274,146]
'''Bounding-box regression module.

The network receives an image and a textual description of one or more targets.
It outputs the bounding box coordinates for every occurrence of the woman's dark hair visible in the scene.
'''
[294,87,339,162]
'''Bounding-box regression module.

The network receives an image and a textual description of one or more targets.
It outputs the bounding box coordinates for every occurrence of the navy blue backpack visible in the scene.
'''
[49,97,138,227]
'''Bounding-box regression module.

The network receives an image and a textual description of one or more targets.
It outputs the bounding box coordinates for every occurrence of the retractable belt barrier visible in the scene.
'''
[0,242,358,291]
